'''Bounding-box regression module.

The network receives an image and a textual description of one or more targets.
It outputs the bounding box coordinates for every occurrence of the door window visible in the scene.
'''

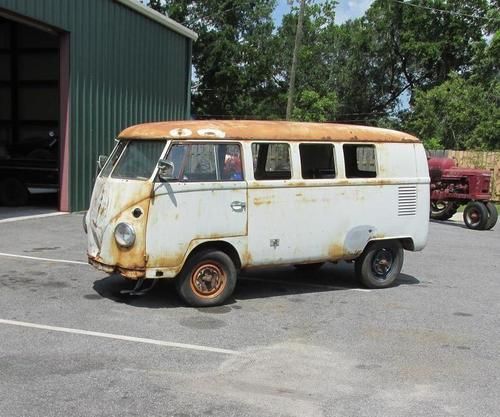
[163,143,243,182]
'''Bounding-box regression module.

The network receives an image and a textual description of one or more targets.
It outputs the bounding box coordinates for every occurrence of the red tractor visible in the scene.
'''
[428,157,498,230]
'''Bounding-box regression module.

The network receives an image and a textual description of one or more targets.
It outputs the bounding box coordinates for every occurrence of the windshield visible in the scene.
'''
[111,140,166,180]
[99,141,127,178]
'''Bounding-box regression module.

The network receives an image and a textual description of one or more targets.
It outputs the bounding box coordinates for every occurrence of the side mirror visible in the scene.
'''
[158,159,176,181]
[97,154,108,172]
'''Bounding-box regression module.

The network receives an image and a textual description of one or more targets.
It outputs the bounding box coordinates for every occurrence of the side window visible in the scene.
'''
[343,144,377,178]
[184,144,217,181]
[165,144,189,179]
[299,143,336,179]
[163,143,243,182]
[252,143,291,180]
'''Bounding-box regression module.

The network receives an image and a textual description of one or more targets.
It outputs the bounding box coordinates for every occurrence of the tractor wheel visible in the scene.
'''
[484,202,498,230]
[463,201,489,230]
[430,200,459,220]
[355,240,404,289]
[176,250,237,307]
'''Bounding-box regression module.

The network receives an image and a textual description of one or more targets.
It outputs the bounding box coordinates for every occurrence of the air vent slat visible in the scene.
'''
[398,186,417,216]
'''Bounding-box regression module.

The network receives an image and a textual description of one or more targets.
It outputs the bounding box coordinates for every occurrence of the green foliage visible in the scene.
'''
[145,0,499,149]
[405,74,499,150]
[292,90,338,122]
[148,0,278,118]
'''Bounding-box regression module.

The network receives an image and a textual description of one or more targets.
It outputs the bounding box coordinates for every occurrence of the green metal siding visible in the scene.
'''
[0,0,192,210]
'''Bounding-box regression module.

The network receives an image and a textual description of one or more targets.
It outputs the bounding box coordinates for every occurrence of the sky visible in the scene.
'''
[272,0,375,25]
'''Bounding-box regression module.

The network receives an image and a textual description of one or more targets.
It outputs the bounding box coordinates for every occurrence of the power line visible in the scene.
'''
[392,0,500,22]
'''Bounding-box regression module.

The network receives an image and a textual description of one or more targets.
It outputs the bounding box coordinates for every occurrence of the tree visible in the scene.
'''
[274,1,338,119]
[292,90,338,122]
[146,0,278,118]
[405,74,499,150]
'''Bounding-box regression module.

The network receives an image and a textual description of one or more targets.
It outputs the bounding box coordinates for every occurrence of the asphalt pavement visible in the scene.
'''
[0,213,498,417]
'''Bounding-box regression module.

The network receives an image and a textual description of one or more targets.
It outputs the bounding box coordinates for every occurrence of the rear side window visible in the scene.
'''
[343,144,377,178]
[252,143,291,180]
[164,143,243,182]
[299,144,336,179]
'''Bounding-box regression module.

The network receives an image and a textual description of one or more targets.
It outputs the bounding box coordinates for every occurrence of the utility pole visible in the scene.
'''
[286,0,306,120]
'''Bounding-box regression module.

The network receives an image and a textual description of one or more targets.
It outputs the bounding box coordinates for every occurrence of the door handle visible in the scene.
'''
[230,201,246,211]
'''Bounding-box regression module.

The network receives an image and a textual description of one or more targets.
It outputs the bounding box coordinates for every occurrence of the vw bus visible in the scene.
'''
[84,120,430,306]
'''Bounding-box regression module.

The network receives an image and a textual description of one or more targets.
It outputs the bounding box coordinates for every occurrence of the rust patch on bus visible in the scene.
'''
[253,197,274,206]
[88,256,145,280]
[328,243,344,260]
[118,120,420,144]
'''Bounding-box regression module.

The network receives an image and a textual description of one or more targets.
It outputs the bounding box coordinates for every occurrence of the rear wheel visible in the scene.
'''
[484,202,498,230]
[430,200,459,220]
[355,240,404,289]
[463,201,489,230]
[176,250,237,307]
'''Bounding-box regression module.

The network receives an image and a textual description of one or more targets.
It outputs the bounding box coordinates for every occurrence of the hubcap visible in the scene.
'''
[467,209,480,225]
[371,248,394,279]
[190,263,226,299]
[432,201,447,213]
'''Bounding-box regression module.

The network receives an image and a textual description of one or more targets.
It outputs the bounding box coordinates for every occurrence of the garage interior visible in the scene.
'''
[0,15,60,209]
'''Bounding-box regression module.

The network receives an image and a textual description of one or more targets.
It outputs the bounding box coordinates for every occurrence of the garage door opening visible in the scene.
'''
[0,15,65,211]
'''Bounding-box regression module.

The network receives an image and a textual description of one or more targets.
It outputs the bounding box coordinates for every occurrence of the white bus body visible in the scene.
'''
[85,121,430,306]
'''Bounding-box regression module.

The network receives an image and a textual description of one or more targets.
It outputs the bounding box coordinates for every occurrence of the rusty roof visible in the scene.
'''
[117,120,420,143]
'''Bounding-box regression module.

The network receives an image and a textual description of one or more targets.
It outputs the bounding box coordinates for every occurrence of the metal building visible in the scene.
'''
[0,0,196,211]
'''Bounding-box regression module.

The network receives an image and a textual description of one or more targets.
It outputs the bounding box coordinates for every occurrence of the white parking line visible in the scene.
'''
[0,252,88,265]
[0,318,240,356]
[0,212,67,224]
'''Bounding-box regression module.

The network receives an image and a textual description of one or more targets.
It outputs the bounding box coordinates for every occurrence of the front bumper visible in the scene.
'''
[88,256,145,280]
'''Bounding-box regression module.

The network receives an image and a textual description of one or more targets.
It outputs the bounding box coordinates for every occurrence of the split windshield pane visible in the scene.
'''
[111,140,166,180]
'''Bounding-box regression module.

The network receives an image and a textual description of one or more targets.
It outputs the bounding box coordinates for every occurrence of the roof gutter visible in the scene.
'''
[114,0,198,41]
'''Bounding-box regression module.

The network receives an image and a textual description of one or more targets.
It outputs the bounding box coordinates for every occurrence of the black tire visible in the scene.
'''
[430,200,459,220]
[0,177,30,206]
[294,262,324,271]
[484,202,498,230]
[355,240,404,289]
[176,250,237,307]
[463,201,489,230]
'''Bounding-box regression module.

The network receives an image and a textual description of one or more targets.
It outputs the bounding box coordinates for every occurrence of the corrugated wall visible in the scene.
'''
[0,0,192,210]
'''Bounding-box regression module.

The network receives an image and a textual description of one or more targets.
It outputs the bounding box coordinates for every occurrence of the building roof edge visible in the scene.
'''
[114,0,198,41]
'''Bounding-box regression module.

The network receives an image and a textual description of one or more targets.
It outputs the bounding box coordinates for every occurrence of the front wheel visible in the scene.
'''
[463,201,489,230]
[355,240,404,289]
[176,250,237,307]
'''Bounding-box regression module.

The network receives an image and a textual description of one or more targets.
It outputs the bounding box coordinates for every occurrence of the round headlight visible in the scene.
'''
[114,222,136,248]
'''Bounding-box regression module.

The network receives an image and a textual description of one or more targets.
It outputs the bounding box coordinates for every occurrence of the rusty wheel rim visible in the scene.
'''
[190,262,226,299]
